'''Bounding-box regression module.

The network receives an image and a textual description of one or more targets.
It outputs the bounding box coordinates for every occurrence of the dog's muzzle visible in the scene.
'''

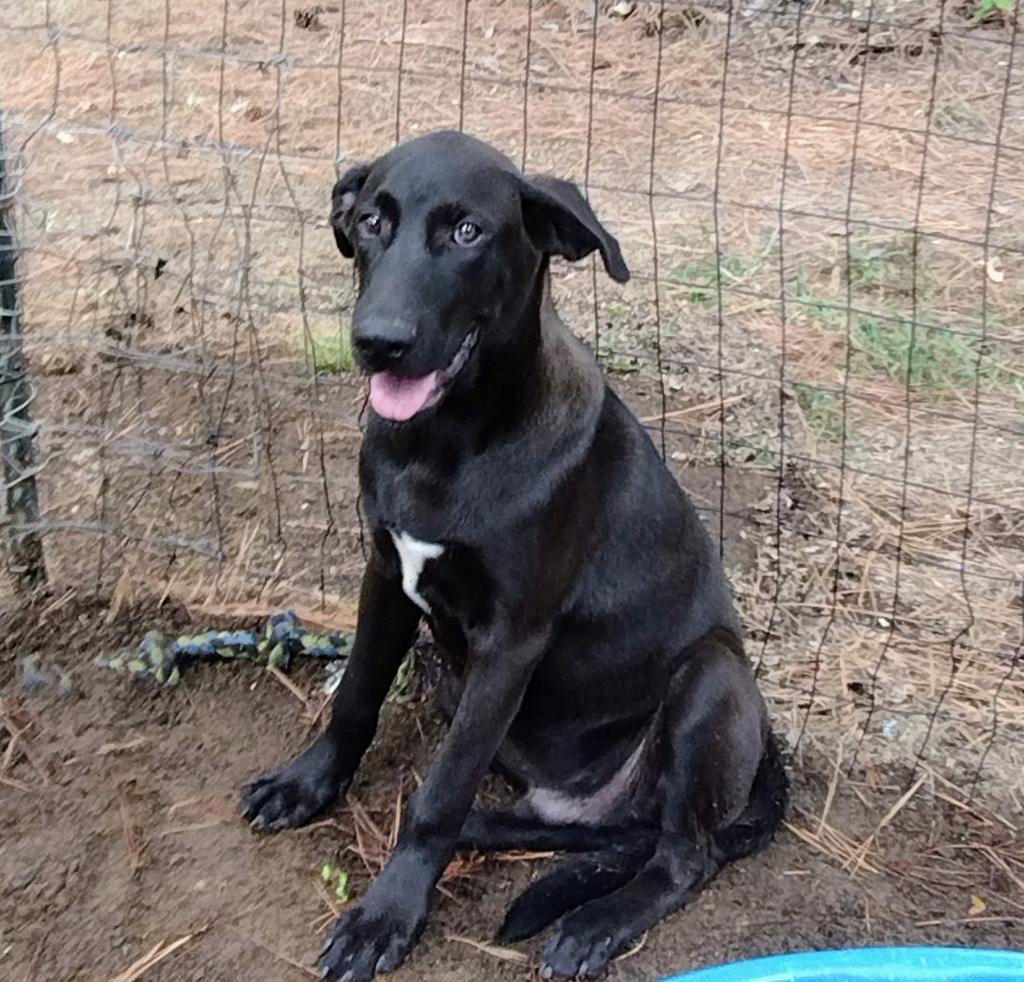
[367,329,478,422]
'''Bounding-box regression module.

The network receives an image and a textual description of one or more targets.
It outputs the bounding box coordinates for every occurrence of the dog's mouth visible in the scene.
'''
[368,330,478,422]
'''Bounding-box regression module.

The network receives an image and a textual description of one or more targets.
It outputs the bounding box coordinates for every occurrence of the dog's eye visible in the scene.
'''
[453,221,482,246]
[358,213,381,237]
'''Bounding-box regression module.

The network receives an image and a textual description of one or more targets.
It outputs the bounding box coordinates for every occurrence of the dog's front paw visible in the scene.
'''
[241,742,347,832]
[319,899,426,981]
[540,919,621,980]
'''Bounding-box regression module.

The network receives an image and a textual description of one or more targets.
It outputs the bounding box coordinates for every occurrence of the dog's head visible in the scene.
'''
[331,130,629,423]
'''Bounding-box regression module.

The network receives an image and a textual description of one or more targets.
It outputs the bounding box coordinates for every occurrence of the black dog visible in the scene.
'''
[242,130,787,981]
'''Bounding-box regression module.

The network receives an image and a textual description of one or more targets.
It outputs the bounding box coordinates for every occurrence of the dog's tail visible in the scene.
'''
[497,840,653,943]
[712,729,789,862]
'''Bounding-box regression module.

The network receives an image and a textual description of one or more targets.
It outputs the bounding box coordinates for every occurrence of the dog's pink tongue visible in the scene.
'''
[369,371,440,421]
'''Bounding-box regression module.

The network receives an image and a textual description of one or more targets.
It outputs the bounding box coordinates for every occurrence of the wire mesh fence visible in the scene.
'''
[1,119,48,591]
[2,0,1022,812]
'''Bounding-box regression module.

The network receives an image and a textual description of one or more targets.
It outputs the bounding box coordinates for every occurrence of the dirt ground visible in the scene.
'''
[2,594,1023,982]
[3,0,1024,978]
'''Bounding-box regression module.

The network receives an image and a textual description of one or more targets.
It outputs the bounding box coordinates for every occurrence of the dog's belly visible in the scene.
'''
[522,734,647,825]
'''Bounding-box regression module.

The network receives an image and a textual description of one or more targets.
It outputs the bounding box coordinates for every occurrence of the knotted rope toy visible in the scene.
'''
[98,611,352,686]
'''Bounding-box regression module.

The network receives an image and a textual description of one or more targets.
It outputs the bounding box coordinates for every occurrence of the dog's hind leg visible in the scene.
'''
[456,802,659,944]
[457,810,656,943]
[458,808,655,853]
[497,843,652,943]
[538,630,785,980]
[540,839,715,979]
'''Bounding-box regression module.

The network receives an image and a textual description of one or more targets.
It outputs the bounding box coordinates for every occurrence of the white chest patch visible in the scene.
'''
[390,530,444,614]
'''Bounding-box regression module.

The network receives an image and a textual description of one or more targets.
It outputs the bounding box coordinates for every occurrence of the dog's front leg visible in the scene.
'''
[242,560,421,831]
[319,628,547,981]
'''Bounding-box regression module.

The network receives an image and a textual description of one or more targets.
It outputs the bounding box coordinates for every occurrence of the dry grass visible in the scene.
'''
[2,0,1023,822]
[105,929,205,982]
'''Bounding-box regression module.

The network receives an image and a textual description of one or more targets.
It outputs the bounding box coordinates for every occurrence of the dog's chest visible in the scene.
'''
[389,530,445,614]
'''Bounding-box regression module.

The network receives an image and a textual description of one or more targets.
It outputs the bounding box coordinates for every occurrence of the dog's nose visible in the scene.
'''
[352,317,416,367]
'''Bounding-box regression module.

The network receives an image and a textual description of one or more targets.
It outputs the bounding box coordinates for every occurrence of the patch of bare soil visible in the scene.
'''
[2,595,1021,982]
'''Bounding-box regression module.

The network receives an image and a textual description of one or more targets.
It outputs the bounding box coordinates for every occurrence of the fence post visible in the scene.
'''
[0,110,47,590]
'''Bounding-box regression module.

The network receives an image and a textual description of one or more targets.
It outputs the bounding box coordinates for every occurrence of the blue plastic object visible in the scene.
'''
[665,947,1024,982]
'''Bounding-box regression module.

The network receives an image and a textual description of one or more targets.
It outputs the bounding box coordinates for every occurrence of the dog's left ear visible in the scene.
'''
[330,162,373,258]
[520,174,630,283]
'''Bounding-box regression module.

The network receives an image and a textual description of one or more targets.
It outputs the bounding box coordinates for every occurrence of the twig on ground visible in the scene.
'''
[0,774,35,793]
[389,786,403,852]
[915,915,1024,927]
[846,775,927,875]
[167,795,240,823]
[182,599,357,634]
[305,691,333,733]
[96,737,148,756]
[157,820,226,837]
[493,850,557,862]
[239,936,317,978]
[266,665,314,715]
[106,928,205,982]
[784,814,883,876]
[0,703,50,785]
[817,742,844,835]
[614,932,649,963]
[639,394,745,424]
[445,934,529,963]
[118,782,146,872]
[922,766,1017,833]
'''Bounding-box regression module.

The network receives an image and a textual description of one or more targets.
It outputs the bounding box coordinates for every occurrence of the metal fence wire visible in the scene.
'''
[2,0,1022,811]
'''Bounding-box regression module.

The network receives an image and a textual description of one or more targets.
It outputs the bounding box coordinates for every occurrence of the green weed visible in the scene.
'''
[320,863,351,903]
[975,0,1014,21]
[305,328,354,374]
[789,255,1021,449]
[668,252,765,307]
[851,317,1013,391]
[794,271,843,324]
[789,238,1017,395]
[933,99,985,134]
[793,383,845,443]
[597,337,642,374]
[388,651,417,704]
[845,239,915,292]
[605,302,627,321]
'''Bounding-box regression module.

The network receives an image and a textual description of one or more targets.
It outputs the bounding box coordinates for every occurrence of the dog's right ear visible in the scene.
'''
[330,162,372,258]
